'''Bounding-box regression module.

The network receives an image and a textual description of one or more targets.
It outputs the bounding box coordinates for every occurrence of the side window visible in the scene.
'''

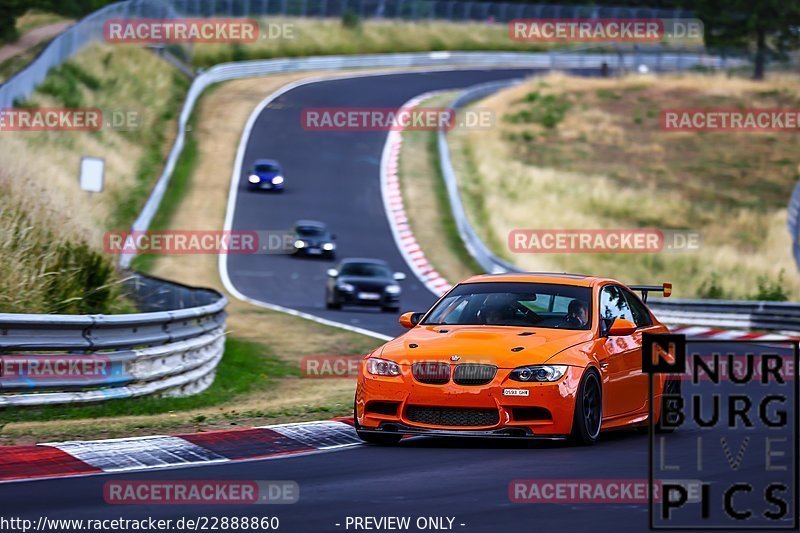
[621,289,653,327]
[599,285,635,330]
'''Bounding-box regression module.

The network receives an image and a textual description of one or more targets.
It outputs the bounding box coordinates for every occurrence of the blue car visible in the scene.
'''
[246,159,285,191]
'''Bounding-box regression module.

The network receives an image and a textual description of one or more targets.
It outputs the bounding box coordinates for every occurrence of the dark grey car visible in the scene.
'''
[325,258,406,312]
[292,220,336,259]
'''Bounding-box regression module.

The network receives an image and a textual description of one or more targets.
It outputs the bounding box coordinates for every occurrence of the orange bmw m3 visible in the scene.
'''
[354,272,677,446]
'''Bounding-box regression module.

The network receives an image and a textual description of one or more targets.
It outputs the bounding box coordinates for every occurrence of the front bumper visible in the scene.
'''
[248,180,284,190]
[356,364,584,437]
[335,288,400,307]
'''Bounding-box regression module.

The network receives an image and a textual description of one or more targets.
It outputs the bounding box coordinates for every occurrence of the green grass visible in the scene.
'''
[0,39,49,83]
[131,107,200,273]
[457,139,510,262]
[426,128,483,274]
[0,338,295,424]
[111,71,189,230]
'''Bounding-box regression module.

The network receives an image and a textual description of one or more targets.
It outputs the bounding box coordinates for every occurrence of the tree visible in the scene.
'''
[0,0,29,42]
[696,0,800,79]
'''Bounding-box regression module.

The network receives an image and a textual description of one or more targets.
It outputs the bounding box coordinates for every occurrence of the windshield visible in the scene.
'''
[339,263,392,278]
[255,164,280,173]
[296,226,325,237]
[423,282,592,330]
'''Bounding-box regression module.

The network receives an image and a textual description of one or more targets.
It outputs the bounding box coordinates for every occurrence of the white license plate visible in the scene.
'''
[502,389,529,397]
[307,248,322,255]
[358,292,381,300]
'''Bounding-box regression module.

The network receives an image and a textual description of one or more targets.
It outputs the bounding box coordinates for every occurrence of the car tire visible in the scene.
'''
[353,399,402,446]
[569,369,602,446]
[381,306,400,313]
[656,378,682,433]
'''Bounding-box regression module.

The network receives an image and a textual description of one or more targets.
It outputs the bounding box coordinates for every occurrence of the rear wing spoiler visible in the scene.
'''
[628,283,672,303]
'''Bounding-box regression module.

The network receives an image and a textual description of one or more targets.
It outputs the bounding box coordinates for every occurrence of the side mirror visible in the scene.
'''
[608,318,637,337]
[393,272,407,281]
[326,268,338,277]
[399,312,423,329]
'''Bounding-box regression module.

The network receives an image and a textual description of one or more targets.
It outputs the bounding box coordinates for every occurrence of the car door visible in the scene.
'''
[620,287,666,412]
[596,284,646,418]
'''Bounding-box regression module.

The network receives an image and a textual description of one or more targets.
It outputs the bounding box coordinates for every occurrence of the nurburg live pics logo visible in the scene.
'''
[643,332,799,530]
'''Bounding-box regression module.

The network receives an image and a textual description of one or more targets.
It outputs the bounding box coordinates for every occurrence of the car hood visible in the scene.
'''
[379,325,594,368]
[254,171,280,180]
[338,275,393,287]
[297,235,331,246]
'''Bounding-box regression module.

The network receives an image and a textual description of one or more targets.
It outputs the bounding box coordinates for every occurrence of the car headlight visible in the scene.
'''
[322,242,335,251]
[337,282,355,292]
[385,284,401,295]
[366,357,401,377]
[272,175,284,184]
[248,174,260,184]
[294,240,306,249]
[509,365,568,382]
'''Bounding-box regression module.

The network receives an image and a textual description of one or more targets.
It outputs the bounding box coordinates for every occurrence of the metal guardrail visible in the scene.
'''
[437,80,800,334]
[0,274,228,406]
[0,0,181,108]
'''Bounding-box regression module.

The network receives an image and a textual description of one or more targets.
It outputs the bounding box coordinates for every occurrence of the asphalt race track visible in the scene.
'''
[2,70,796,532]
[1,340,795,531]
[226,69,539,338]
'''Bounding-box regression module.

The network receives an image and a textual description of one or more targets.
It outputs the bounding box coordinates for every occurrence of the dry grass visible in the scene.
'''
[15,10,71,35]
[398,92,481,284]
[449,72,800,299]
[191,17,553,67]
[0,44,182,243]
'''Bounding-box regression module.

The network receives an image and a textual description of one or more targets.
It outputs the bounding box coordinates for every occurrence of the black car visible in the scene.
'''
[292,220,336,259]
[325,258,406,312]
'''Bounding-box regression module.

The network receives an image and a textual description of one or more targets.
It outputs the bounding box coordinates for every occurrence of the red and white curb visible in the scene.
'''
[381,92,452,298]
[0,420,358,483]
[669,326,797,342]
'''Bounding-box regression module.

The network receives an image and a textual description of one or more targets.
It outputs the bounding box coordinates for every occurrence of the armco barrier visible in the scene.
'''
[437,81,800,334]
[0,274,227,406]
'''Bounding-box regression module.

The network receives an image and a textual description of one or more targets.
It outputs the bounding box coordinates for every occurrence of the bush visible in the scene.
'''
[750,271,790,301]
[504,92,571,129]
[697,273,727,300]
[341,8,361,30]
[37,62,101,107]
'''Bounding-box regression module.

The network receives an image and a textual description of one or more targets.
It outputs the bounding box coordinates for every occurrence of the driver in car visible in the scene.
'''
[565,299,589,328]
